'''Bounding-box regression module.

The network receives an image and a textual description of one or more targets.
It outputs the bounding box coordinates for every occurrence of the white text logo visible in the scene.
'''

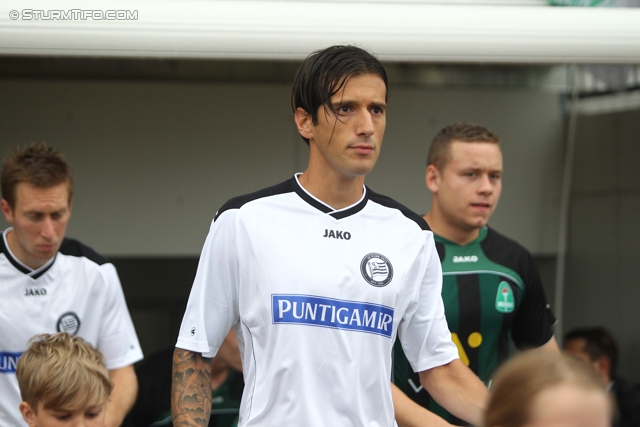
[452,255,478,263]
[10,9,138,21]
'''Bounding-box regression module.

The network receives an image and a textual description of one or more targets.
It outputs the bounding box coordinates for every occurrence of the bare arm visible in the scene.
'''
[419,359,489,427]
[392,382,455,427]
[171,348,213,427]
[105,365,138,427]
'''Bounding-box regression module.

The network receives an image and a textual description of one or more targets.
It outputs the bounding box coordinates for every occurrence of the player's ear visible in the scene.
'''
[425,165,440,193]
[294,108,314,141]
[19,402,38,427]
[594,355,611,378]
[1,199,14,224]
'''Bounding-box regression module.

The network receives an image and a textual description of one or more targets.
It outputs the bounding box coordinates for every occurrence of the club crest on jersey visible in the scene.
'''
[57,311,81,335]
[272,294,394,337]
[495,282,515,313]
[360,253,393,287]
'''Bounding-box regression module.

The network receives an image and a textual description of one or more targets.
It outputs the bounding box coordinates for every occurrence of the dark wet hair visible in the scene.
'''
[291,45,388,145]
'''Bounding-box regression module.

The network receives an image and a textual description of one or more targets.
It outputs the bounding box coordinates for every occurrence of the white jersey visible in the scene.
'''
[177,175,458,427]
[0,229,143,427]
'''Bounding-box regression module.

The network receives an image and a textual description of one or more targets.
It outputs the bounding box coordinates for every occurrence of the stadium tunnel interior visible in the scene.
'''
[1,52,639,380]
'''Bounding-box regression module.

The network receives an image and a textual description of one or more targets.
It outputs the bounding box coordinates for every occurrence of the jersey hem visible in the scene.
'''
[176,337,212,356]
[413,354,460,374]
[105,351,144,370]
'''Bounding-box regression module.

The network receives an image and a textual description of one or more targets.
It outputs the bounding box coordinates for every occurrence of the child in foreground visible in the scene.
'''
[16,332,113,427]
[483,351,612,427]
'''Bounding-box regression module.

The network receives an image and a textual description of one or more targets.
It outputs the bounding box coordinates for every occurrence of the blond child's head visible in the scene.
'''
[484,351,612,427]
[16,332,113,427]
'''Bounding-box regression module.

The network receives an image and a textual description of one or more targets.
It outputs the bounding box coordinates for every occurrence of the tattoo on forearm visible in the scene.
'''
[171,348,213,427]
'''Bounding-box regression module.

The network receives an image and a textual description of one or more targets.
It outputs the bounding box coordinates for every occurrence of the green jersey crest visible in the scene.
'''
[495,282,515,313]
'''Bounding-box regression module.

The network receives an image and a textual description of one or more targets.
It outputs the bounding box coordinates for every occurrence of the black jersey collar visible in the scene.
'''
[291,174,368,219]
[1,228,56,279]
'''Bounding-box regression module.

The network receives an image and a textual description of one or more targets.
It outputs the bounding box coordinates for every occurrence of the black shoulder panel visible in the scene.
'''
[59,238,109,266]
[367,188,431,231]
[480,227,531,271]
[214,178,294,221]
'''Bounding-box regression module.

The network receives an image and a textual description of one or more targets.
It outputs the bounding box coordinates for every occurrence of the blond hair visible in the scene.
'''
[484,351,609,427]
[16,332,112,411]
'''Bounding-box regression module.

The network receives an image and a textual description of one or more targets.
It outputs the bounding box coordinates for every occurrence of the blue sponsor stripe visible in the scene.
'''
[272,294,394,338]
[0,351,23,374]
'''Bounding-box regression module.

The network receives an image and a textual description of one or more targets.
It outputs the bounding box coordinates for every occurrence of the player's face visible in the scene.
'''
[428,141,502,233]
[20,401,106,427]
[523,384,611,427]
[1,182,72,269]
[298,73,387,181]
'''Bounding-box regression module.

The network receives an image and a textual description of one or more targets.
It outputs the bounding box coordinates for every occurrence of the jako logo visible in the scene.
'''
[272,294,394,338]
[452,256,478,263]
[323,229,351,240]
[24,288,47,296]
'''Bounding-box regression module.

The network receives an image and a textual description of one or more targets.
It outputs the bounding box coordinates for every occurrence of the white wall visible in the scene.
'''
[0,77,564,256]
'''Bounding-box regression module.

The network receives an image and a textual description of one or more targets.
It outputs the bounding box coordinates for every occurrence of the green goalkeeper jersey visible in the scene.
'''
[393,226,556,425]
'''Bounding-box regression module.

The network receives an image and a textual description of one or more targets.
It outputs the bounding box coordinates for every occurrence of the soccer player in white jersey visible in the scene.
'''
[0,142,143,427]
[171,45,488,427]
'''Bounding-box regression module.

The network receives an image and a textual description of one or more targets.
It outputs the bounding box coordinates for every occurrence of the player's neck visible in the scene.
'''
[5,230,50,270]
[423,212,480,246]
[298,170,365,210]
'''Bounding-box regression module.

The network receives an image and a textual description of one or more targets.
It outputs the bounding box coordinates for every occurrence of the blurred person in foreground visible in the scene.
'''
[483,351,612,427]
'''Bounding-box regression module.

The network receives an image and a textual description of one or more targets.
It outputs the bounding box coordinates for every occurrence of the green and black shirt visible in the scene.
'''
[392,226,556,425]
